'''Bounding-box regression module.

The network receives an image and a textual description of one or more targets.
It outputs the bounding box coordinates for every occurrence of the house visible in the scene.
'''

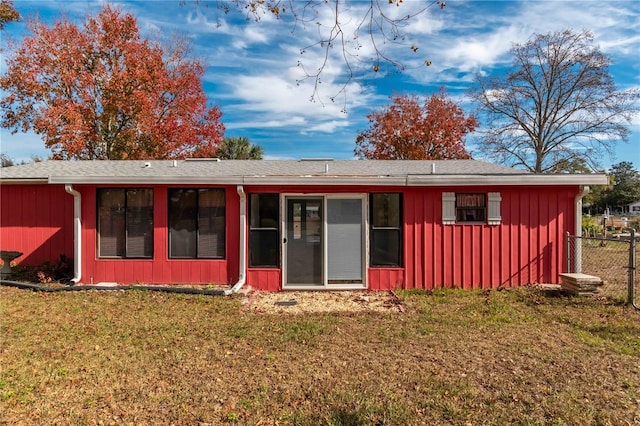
[0,159,608,291]
[628,200,640,215]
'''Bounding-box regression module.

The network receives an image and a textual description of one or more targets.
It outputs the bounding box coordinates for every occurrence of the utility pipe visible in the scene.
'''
[224,185,247,295]
[574,185,590,273]
[0,280,226,295]
[65,184,82,284]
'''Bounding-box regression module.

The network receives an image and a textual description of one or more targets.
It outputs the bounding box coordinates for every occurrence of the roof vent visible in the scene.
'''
[144,162,151,168]
[431,163,436,174]
[185,158,220,162]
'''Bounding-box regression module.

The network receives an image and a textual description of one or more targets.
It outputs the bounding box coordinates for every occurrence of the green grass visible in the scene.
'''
[1,286,639,425]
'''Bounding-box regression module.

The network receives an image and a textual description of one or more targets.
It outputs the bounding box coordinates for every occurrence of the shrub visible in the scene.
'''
[582,215,601,236]
[9,255,73,284]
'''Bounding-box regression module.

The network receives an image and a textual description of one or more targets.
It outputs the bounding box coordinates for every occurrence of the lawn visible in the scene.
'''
[1,286,639,425]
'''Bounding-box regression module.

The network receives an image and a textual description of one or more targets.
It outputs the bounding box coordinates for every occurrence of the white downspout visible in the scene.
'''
[224,185,247,295]
[574,185,589,273]
[64,184,82,284]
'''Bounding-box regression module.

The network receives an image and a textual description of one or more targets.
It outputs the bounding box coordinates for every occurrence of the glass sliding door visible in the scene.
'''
[283,194,366,289]
[285,197,323,286]
[327,197,364,285]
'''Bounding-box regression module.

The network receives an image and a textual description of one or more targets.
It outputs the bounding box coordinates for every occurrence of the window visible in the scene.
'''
[442,192,501,225]
[249,193,280,267]
[97,188,153,258]
[169,188,225,259]
[369,193,402,267]
[456,193,486,222]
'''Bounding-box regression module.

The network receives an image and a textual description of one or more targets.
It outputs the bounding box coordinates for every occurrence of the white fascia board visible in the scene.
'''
[0,178,49,184]
[406,174,609,186]
[48,175,407,186]
[241,176,408,186]
[45,173,608,187]
[48,176,244,185]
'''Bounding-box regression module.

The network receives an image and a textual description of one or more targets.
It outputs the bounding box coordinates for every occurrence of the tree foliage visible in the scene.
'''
[0,5,224,160]
[216,137,263,160]
[604,162,640,211]
[354,90,477,160]
[469,29,639,173]
[0,0,19,30]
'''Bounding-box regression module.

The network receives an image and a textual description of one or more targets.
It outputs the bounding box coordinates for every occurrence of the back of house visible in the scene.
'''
[0,159,607,291]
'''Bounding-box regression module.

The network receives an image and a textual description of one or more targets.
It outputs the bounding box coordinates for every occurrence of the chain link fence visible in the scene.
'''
[566,230,638,307]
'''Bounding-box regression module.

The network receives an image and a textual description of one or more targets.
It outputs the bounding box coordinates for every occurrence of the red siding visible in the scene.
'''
[401,186,575,290]
[367,268,404,291]
[0,184,73,266]
[79,184,237,285]
[1,182,577,290]
[247,269,281,291]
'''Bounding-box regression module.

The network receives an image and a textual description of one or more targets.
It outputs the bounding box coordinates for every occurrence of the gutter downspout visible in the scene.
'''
[574,185,589,273]
[224,185,247,295]
[65,184,82,284]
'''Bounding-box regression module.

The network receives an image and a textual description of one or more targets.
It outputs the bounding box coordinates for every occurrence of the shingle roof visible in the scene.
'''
[0,159,608,186]
[0,159,521,179]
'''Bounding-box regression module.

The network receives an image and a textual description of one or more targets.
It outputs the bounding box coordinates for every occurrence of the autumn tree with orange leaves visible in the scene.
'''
[0,5,224,160]
[354,90,477,160]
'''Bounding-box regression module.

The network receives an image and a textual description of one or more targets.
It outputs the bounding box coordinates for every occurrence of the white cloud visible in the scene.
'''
[3,0,638,167]
[304,120,351,133]
[225,116,306,130]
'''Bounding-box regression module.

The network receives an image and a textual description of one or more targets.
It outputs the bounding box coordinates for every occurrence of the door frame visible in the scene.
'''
[281,193,368,290]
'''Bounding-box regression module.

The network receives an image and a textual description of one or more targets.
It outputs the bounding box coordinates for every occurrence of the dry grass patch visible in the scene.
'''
[244,290,404,314]
[1,286,639,425]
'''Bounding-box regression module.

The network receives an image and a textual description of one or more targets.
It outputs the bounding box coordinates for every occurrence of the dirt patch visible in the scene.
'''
[242,290,404,314]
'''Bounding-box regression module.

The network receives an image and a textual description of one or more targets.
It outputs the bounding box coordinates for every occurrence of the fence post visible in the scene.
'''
[629,229,637,309]
[566,232,571,273]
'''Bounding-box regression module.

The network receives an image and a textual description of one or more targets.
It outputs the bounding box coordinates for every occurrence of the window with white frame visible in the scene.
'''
[442,192,501,225]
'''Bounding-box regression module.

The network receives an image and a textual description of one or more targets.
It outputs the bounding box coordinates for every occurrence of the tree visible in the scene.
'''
[216,137,263,160]
[203,0,446,103]
[0,152,14,167]
[548,157,592,174]
[604,162,640,212]
[0,5,224,160]
[469,29,639,173]
[354,90,477,160]
[0,0,20,30]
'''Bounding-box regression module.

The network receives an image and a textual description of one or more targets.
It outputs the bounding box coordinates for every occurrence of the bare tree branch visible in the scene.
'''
[200,0,445,107]
[470,29,640,173]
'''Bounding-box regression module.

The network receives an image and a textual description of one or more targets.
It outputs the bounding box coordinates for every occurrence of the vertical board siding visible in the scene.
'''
[0,185,73,266]
[247,269,281,291]
[367,268,404,291]
[2,182,577,290]
[401,186,576,290]
[81,184,233,285]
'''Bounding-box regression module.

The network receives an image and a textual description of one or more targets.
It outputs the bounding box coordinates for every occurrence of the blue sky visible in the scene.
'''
[1,0,639,171]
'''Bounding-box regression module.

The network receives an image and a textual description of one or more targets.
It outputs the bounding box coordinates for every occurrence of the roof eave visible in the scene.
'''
[407,174,609,186]
[47,176,245,185]
[0,178,49,184]
[35,173,609,186]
